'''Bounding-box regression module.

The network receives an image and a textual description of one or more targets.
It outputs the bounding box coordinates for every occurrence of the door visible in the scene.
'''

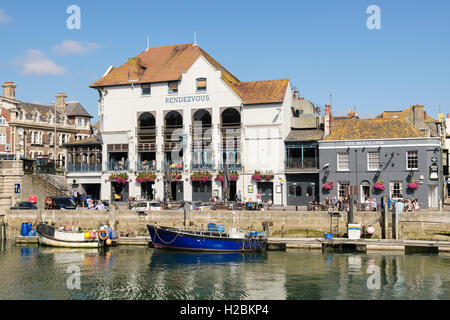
[257,182,273,203]
[287,182,315,206]
[171,182,184,202]
[192,181,212,202]
[428,185,438,208]
[141,182,155,200]
[360,181,371,203]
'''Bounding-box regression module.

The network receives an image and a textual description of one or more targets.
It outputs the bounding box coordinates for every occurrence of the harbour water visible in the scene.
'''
[0,241,449,300]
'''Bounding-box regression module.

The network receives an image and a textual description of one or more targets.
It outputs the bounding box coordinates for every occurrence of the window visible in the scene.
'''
[0,133,5,144]
[407,151,418,170]
[61,116,66,125]
[367,152,380,171]
[0,116,5,126]
[141,84,151,96]
[77,118,82,128]
[33,112,39,123]
[337,152,349,171]
[48,113,53,124]
[196,78,207,92]
[84,118,88,128]
[48,133,54,145]
[338,181,350,198]
[390,182,403,199]
[168,81,178,94]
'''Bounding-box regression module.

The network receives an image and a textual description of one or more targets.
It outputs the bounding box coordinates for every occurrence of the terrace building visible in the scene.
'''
[0,81,93,165]
[319,107,443,209]
[90,43,321,205]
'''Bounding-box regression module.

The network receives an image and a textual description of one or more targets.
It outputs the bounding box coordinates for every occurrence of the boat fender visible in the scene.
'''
[84,232,90,239]
[366,226,375,235]
[106,239,112,246]
[90,232,96,239]
[99,230,108,241]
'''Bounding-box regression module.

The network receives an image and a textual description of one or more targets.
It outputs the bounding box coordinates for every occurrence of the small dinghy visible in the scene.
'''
[147,224,268,252]
[36,223,111,248]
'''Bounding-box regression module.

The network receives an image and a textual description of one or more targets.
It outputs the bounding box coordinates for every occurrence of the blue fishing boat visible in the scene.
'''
[147,224,267,252]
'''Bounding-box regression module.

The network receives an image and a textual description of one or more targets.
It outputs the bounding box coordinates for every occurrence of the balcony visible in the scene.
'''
[191,163,215,171]
[218,163,242,171]
[67,164,102,173]
[161,161,184,172]
[136,160,157,172]
[107,160,129,172]
[285,156,318,173]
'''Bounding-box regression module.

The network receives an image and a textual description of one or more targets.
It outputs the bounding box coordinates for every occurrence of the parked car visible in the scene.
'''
[132,201,162,213]
[44,196,77,210]
[10,201,38,210]
[176,201,211,211]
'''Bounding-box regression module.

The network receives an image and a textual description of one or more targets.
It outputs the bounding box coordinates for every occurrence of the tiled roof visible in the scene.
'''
[66,102,92,118]
[90,43,289,105]
[378,106,436,122]
[285,128,324,142]
[20,102,62,116]
[230,79,289,105]
[324,118,426,141]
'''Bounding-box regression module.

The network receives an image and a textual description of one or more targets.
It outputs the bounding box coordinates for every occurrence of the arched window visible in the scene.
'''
[193,109,212,128]
[221,108,241,127]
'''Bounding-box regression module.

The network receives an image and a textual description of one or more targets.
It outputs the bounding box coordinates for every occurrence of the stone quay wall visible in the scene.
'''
[1,209,450,241]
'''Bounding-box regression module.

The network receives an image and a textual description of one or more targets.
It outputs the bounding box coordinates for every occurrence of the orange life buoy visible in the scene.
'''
[99,230,108,241]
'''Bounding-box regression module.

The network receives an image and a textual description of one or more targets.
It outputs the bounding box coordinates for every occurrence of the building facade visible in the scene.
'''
[0,81,93,164]
[90,43,317,205]
[319,114,443,209]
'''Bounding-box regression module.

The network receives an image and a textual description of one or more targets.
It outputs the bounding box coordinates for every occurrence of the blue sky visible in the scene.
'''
[0,0,449,121]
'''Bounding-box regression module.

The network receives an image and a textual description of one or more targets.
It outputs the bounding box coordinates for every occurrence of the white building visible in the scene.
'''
[90,43,316,205]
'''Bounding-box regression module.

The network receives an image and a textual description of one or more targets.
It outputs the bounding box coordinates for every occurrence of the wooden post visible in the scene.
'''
[392,202,398,240]
[381,195,388,239]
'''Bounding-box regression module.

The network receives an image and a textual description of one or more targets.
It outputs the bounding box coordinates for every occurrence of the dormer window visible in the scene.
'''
[168,81,178,94]
[48,113,53,124]
[141,84,151,96]
[196,78,207,92]
[33,112,39,123]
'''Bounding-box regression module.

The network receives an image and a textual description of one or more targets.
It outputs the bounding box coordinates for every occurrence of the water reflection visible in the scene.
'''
[0,242,449,300]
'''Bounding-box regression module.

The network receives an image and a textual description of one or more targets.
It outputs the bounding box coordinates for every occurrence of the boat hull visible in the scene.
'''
[147,225,267,252]
[37,223,99,248]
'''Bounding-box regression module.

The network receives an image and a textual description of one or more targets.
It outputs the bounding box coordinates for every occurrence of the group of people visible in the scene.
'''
[320,193,420,213]
[72,189,106,210]
[394,198,420,213]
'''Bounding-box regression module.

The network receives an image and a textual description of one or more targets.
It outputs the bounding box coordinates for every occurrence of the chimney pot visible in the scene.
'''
[2,81,16,100]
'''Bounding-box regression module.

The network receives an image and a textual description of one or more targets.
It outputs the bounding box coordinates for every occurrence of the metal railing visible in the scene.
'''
[136,160,157,172]
[67,163,102,172]
[107,160,129,172]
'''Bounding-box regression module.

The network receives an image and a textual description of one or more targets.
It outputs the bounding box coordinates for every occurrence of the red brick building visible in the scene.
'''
[0,81,93,163]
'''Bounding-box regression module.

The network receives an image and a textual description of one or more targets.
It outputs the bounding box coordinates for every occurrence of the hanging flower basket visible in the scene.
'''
[373,180,385,191]
[408,180,419,190]
[323,181,334,190]
[136,172,156,183]
[252,171,262,181]
[190,171,212,183]
[172,173,183,181]
[264,174,274,181]
[216,171,240,182]
[109,173,129,184]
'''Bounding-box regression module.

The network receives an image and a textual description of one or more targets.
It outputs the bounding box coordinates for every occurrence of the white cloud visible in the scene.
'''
[0,8,11,24]
[18,49,67,75]
[51,39,103,55]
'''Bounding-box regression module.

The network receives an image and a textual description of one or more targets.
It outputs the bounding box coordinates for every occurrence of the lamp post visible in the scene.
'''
[54,104,57,172]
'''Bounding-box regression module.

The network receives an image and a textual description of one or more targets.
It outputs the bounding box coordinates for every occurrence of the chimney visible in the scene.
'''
[324,104,331,136]
[447,113,449,119]
[55,93,68,112]
[2,81,16,100]
[128,57,143,81]
[411,105,424,125]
